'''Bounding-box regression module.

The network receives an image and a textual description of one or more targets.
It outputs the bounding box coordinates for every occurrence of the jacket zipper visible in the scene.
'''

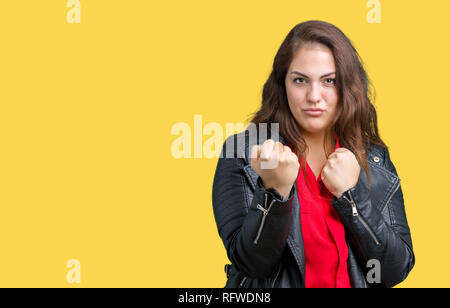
[253,194,276,245]
[271,263,282,288]
[239,276,248,288]
[344,190,381,247]
[381,180,401,214]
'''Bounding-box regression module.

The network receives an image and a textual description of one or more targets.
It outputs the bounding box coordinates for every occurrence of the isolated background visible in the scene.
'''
[0,0,447,287]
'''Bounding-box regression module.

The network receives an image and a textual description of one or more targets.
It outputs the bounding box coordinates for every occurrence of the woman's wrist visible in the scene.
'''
[275,187,292,199]
[265,183,292,199]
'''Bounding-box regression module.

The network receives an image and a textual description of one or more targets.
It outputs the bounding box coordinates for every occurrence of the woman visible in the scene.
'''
[212,20,414,288]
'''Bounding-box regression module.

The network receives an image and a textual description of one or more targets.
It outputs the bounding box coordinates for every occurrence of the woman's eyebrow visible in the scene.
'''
[290,71,336,78]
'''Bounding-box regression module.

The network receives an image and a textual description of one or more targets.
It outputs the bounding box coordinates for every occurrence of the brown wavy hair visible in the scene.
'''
[248,20,387,187]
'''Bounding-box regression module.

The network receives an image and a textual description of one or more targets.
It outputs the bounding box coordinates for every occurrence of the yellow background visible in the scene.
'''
[0,0,447,287]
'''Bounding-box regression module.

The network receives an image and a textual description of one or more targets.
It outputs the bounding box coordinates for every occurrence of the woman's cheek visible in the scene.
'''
[287,91,305,114]
[324,91,339,115]
[292,90,307,110]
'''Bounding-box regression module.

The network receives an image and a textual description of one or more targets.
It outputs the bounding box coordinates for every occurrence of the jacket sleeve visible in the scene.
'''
[331,147,415,287]
[212,141,296,279]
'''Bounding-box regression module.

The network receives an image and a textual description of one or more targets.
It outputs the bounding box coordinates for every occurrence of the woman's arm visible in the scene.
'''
[212,138,296,279]
[331,147,415,287]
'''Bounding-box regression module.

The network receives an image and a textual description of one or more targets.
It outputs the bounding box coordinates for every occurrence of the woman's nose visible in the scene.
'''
[307,83,321,103]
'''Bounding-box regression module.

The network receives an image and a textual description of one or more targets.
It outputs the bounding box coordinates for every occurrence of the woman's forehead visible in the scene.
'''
[289,51,336,78]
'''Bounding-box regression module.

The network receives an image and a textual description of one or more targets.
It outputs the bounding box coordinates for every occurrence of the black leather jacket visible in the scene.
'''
[212,129,415,288]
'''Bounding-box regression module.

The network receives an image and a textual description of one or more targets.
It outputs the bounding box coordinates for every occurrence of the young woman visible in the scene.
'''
[212,20,414,288]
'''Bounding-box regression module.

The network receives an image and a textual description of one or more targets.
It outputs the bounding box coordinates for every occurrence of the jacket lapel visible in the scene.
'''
[287,182,306,279]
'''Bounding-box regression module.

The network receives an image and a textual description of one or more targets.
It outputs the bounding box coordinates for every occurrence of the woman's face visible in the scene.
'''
[284,43,339,136]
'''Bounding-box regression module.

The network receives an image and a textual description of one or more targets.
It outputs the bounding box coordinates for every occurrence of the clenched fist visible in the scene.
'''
[250,139,300,198]
[321,148,361,198]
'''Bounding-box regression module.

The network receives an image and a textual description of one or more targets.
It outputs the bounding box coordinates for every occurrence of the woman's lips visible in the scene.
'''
[303,109,324,116]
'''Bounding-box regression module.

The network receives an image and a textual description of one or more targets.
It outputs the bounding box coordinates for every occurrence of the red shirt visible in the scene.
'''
[290,135,351,288]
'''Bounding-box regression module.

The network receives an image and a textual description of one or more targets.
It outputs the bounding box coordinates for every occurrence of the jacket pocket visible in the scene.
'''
[224,263,250,288]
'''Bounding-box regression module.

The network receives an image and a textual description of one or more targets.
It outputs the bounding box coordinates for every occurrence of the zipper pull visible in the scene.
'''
[256,204,268,216]
[349,200,358,216]
[239,276,248,288]
[343,193,358,216]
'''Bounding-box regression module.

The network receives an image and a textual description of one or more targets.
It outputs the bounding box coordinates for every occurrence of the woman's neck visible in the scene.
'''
[302,130,335,157]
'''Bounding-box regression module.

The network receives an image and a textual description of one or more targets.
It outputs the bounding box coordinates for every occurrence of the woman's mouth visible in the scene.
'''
[303,108,324,116]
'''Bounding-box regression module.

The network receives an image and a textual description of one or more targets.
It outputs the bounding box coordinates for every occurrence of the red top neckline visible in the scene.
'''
[292,132,351,288]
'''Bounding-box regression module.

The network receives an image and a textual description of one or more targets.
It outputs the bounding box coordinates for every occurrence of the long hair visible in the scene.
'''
[248,20,386,187]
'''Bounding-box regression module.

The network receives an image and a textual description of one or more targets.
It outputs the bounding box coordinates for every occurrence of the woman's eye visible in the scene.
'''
[324,78,336,84]
[294,78,306,84]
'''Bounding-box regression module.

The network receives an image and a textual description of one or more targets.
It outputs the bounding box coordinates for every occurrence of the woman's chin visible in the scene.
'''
[301,123,328,135]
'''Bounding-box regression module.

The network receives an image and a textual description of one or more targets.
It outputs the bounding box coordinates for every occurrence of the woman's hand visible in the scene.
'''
[321,148,361,198]
[250,139,300,198]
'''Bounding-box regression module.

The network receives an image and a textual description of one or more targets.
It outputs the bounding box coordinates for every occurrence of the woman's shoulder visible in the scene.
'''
[367,143,386,161]
[367,143,398,176]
